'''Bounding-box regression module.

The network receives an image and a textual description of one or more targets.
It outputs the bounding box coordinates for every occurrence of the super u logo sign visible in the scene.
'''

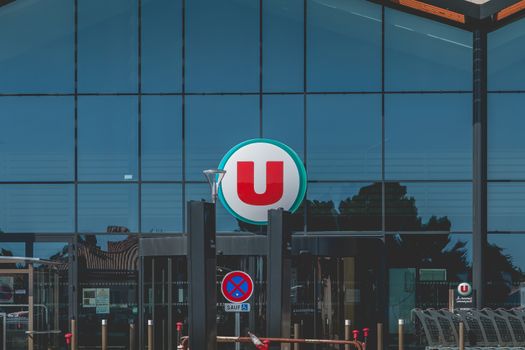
[218,139,307,225]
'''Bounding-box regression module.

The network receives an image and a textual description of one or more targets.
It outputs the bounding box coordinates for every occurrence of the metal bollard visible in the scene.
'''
[101,319,108,350]
[344,319,351,350]
[148,320,154,350]
[459,322,465,350]
[293,323,300,350]
[176,322,183,346]
[449,289,455,312]
[70,319,77,350]
[377,323,383,350]
[129,323,136,350]
[398,319,404,350]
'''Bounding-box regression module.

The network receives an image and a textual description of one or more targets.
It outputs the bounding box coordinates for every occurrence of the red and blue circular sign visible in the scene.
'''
[218,138,307,225]
[221,271,254,303]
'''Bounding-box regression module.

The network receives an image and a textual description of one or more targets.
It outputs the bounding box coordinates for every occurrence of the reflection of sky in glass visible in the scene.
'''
[186,96,259,181]
[78,0,138,92]
[385,9,472,91]
[33,243,68,260]
[0,243,25,257]
[263,95,304,160]
[488,18,525,91]
[142,0,182,92]
[142,184,182,233]
[307,0,381,91]
[488,183,525,232]
[186,0,259,92]
[263,0,303,92]
[0,97,74,181]
[488,235,525,274]
[385,94,472,180]
[488,94,525,180]
[0,0,74,93]
[308,94,381,180]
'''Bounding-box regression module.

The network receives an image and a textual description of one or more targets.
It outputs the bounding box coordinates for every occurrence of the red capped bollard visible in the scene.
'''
[248,332,270,350]
[64,333,73,349]
[353,329,360,341]
[176,322,183,345]
[362,328,370,350]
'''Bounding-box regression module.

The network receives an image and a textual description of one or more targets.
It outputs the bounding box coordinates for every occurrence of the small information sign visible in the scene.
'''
[224,303,250,312]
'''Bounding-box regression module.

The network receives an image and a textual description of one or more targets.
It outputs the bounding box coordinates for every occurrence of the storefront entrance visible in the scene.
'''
[0,257,61,350]
[140,234,385,349]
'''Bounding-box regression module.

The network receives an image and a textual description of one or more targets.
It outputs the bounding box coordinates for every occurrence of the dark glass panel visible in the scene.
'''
[307,94,381,180]
[262,95,304,160]
[185,95,258,181]
[486,234,525,308]
[78,184,138,233]
[78,0,138,92]
[307,182,381,231]
[488,18,525,91]
[385,182,472,232]
[78,96,138,181]
[488,93,525,180]
[385,9,472,91]
[488,183,525,232]
[307,0,381,91]
[385,94,472,180]
[142,96,182,180]
[263,0,303,92]
[0,243,25,258]
[0,0,73,93]
[186,0,259,92]
[0,185,74,233]
[142,184,182,233]
[142,0,182,92]
[0,97,74,181]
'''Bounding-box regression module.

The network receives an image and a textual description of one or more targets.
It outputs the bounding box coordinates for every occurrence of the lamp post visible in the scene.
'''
[203,169,226,204]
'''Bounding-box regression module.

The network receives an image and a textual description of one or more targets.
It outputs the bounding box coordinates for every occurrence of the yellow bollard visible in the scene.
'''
[148,320,154,350]
[459,322,465,350]
[377,323,383,350]
[398,319,404,350]
[101,319,108,350]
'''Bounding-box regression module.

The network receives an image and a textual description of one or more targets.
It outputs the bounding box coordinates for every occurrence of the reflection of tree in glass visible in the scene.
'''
[485,243,522,307]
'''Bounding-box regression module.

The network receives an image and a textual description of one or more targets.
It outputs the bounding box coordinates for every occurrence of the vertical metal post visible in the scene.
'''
[101,320,108,350]
[398,319,404,350]
[266,209,293,349]
[473,27,488,308]
[148,320,153,350]
[293,323,300,350]
[187,201,217,350]
[28,264,34,350]
[129,323,136,350]
[377,323,383,350]
[448,289,455,312]
[345,320,351,350]
[235,312,241,350]
[71,319,77,350]
[459,322,465,350]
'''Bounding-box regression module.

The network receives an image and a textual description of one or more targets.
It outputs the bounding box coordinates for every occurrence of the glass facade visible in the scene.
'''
[0,0,524,348]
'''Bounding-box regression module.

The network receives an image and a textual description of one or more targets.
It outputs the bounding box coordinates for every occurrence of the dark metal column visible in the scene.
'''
[266,209,292,346]
[473,28,488,308]
[187,201,217,350]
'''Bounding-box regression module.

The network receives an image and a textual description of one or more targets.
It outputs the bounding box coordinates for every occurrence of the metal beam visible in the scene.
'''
[266,209,292,348]
[473,28,488,308]
[187,201,217,350]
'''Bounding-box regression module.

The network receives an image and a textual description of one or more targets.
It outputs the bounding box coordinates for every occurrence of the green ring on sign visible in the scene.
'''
[218,138,307,226]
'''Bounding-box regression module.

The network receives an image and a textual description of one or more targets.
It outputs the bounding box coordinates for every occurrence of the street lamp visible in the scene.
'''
[203,169,226,204]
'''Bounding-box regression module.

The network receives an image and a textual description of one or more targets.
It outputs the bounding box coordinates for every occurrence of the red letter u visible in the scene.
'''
[237,161,284,205]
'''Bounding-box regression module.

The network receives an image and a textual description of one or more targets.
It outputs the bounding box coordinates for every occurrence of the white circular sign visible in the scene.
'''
[218,139,307,225]
[457,282,472,297]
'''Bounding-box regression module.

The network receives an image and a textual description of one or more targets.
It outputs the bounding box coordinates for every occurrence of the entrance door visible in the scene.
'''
[291,237,384,348]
